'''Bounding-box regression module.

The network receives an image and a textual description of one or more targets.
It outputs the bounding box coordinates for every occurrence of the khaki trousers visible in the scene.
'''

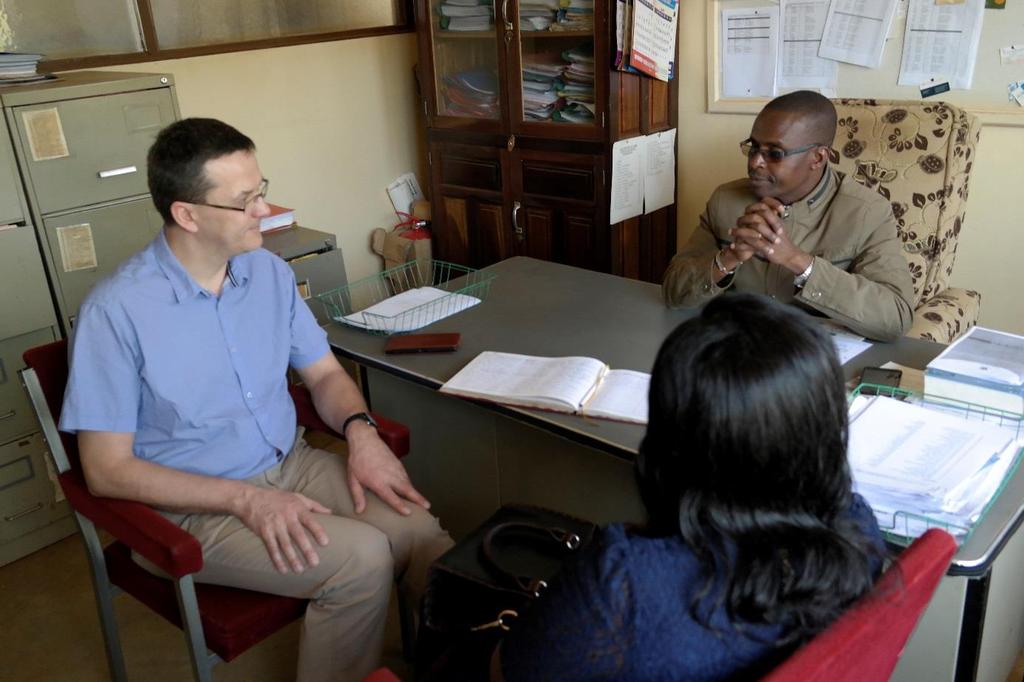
[149,432,453,682]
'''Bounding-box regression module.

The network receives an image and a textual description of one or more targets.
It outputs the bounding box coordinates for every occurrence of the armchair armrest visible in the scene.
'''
[908,287,982,344]
[58,469,203,578]
[288,384,410,458]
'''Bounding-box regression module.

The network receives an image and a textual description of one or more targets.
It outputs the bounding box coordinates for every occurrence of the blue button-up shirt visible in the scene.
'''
[60,230,330,480]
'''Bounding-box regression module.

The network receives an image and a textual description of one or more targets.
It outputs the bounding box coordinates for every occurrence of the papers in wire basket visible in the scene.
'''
[848,395,1023,541]
[440,351,650,424]
[337,287,481,334]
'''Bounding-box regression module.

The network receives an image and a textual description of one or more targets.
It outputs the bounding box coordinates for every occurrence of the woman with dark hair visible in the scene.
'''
[494,293,885,681]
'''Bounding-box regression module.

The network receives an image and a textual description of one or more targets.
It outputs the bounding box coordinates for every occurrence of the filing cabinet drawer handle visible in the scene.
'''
[0,410,15,421]
[98,165,138,179]
[4,501,43,522]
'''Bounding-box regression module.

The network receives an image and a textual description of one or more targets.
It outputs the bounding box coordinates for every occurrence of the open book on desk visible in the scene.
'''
[439,351,650,424]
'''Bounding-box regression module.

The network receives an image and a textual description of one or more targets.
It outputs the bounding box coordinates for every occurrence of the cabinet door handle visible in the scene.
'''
[98,165,137,179]
[501,0,512,30]
[5,502,44,522]
[512,201,523,240]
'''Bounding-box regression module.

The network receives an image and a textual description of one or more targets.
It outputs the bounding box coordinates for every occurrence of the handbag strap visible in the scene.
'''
[481,521,585,598]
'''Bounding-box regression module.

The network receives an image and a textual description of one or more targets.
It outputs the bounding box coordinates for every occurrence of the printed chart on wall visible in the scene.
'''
[709,0,1024,125]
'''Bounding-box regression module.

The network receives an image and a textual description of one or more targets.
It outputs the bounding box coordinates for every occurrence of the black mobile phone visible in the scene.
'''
[859,367,903,396]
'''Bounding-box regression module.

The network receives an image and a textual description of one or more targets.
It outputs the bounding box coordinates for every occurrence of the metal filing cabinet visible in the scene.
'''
[1,71,180,332]
[0,71,179,565]
[262,225,349,326]
[0,106,68,566]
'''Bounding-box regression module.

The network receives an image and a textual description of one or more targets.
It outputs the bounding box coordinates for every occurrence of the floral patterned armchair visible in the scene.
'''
[829,99,982,343]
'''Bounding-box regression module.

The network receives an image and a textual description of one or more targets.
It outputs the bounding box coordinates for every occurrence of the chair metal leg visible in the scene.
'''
[398,588,416,662]
[76,514,128,682]
[174,574,217,682]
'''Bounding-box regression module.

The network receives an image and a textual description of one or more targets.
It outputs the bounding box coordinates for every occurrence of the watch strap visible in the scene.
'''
[341,411,378,436]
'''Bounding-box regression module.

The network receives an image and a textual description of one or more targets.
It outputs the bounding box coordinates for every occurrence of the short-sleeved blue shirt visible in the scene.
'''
[60,230,330,480]
[501,494,885,681]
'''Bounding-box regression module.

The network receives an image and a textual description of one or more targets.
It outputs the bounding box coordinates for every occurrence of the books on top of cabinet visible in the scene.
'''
[260,204,296,232]
[440,351,650,424]
[925,326,1024,416]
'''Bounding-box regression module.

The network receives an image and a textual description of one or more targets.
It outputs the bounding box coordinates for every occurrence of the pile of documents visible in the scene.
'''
[438,0,493,32]
[520,0,560,31]
[523,53,567,120]
[338,286,481,334]
[0,52,49,85]
[552,0,594,32]
[848,394,1023,542]
[553,44,595,123]
[925,326,1024,416]
[443,69,499,118]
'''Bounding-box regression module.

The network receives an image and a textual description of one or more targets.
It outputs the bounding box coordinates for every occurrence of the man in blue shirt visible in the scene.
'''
[60,118,453,682]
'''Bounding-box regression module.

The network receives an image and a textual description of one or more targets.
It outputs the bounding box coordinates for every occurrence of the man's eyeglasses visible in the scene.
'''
[739,139,822,162]
[191,178,269,214]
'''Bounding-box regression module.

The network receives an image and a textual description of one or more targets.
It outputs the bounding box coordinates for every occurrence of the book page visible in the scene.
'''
[440,351,607,412]
[582,369,650,424]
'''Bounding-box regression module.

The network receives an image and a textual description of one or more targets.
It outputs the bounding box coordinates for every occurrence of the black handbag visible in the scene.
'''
[415,504,597,681]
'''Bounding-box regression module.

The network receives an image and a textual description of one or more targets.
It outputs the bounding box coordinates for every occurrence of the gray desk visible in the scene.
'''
[324,257,1024,682]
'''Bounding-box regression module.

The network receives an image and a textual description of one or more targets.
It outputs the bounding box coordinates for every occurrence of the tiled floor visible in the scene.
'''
[0,529,411,681]
[0,428,411,681]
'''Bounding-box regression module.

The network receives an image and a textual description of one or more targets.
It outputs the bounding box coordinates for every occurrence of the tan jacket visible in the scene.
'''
[663,167,914,341]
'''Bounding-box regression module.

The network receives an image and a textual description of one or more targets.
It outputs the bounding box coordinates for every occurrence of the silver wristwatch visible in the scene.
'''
[793,259,814,288]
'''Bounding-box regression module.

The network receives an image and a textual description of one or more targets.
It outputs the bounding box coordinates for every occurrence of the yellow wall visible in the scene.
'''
[677,2,1022,335]
[104,34,424,283]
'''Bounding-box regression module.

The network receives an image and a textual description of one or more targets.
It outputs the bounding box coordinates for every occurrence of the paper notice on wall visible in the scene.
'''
[22,107,70,161]
[819,0,898,69]
[778,0,838,94]
[1001,45,1024,66]
[898,0,984,90]
[644,128,676,214]
[629,0,679,81]
[56,224,98,272]
[386,172,424,216]
[721,6,779,97]
[610,137,644,224]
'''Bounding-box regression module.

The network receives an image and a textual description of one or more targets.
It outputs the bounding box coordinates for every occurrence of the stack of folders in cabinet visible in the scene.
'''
[846,389,1023,545]
[438,0,493,31]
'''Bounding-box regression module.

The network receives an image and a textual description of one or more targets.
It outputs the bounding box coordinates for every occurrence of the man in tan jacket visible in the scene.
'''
[662,91,913,342]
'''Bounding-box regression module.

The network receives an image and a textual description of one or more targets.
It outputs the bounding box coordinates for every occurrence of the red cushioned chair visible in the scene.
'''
[763,528,957,682]
[363,668,402,682]
[21,338,412,682]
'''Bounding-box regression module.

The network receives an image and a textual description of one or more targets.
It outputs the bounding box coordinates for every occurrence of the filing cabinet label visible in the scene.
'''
[56,223,98,272]
[21,108,70,162]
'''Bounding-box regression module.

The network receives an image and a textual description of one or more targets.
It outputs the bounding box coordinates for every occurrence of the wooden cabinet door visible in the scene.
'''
[429,141,514,268]
[510,149,607,272]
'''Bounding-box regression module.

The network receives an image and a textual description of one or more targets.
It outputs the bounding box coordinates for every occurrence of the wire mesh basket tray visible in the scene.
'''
[315,260,495,335]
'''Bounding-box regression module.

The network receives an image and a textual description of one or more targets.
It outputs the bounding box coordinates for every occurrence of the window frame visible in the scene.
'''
[40,0,414,72]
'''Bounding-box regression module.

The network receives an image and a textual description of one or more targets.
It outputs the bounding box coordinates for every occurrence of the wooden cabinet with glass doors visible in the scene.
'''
[414,0,677,281]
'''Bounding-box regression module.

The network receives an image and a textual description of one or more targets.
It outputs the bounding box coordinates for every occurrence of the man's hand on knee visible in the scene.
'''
[235,486,331,574]
[345,423,431,516]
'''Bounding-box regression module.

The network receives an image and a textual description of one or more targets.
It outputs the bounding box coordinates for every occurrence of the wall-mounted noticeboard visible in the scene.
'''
[707,0,1024,127]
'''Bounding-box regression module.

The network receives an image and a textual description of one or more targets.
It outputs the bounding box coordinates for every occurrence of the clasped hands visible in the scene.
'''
[719,196,813,276]
[237,425,429,575]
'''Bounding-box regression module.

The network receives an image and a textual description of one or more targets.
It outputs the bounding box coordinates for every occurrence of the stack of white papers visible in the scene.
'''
[337,286,481,334]
[848,395,1023,541]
